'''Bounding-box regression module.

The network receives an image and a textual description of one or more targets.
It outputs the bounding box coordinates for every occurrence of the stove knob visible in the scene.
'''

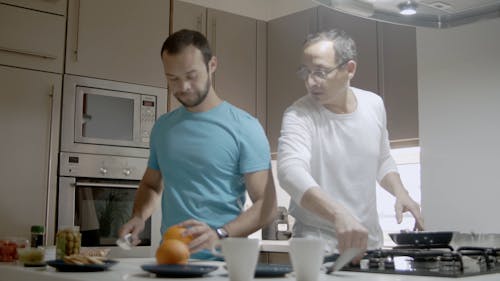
[100,167,108,175]
[123,169,131,176]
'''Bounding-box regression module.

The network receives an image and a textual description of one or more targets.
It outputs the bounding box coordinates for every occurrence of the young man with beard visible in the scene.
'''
[119,29,277,259]
[277,29,424,262]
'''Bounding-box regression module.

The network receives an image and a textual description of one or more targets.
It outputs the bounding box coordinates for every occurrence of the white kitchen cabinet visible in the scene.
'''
[0,0,67,15]
[0,3,66,73]
[318,6,379,94]
[267,8,318,152]
[377,22,419,144]
[65,0,169,88]
[0,66,61,242]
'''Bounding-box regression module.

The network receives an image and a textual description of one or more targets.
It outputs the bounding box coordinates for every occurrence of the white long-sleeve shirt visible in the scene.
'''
[277,87,397,250]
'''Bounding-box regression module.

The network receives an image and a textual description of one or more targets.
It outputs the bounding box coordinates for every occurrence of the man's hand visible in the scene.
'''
[395,192,425,231]
[118,216,145,246]
[333,208,368,263]
[178,219,219,253]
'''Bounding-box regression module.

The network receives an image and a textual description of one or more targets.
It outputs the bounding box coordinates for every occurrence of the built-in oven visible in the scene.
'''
[61,75,167,158]
[56,75,167,257]
[58,152,161,258]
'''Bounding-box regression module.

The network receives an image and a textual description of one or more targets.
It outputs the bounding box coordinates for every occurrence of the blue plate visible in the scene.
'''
[255,263,293,277]
[141,264,219,277]
[46,259,118,272]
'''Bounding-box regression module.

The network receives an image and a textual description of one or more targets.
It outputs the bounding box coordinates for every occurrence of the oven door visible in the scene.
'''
[58,177,161,258]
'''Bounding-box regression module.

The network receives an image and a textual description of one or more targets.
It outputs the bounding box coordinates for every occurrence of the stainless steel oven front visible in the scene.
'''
[58,152,161,258]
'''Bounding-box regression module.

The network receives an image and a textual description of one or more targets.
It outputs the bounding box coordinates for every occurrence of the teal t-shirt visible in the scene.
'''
[148,101,270,259]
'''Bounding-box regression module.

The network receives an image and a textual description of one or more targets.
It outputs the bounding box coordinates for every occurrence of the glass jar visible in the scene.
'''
[55,226,81,259]
[30,225,45,248]
[0,237,29,262]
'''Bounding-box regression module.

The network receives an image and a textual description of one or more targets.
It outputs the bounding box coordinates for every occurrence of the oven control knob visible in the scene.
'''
[100,167,108,175]
[123,169,131,176]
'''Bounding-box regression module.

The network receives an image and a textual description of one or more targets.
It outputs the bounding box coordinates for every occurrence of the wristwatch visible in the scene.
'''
[215,227,229,239]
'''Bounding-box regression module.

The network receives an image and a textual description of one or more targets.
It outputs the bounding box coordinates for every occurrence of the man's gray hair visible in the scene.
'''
[304,29,357,64]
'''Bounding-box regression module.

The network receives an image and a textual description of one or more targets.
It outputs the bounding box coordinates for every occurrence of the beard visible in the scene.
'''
[175,77,211,108]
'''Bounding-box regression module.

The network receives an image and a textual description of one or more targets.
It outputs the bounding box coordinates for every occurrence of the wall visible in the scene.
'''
[417,18,500,233]
[178,0,317,21]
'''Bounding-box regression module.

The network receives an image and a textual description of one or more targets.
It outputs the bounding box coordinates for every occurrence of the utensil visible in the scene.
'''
[326,248,363,274]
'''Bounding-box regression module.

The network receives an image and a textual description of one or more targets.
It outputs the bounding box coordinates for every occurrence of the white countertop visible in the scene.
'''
[1,258,500,281]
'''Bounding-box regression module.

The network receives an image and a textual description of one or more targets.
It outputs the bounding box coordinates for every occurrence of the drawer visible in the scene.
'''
[0,0,67,16]
[0,4,65,73]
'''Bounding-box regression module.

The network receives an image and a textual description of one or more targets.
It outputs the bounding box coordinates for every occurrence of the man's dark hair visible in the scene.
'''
[160,29,213,67]
[304,29,357,64]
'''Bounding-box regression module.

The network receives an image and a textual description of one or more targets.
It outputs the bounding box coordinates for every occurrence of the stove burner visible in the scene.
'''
[340,246,500,278]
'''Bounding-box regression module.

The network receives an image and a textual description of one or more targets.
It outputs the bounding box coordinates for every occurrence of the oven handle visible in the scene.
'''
[74,182,139,189]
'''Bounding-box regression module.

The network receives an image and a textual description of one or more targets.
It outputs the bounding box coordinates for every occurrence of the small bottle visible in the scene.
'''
[56,226,81,259]
[30,225,45,248]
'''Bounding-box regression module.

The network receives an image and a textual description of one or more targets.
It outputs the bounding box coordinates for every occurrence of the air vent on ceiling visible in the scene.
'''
[427,1,452,11]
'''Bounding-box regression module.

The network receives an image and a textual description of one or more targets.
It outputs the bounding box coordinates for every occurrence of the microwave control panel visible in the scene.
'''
[140,95,157,143]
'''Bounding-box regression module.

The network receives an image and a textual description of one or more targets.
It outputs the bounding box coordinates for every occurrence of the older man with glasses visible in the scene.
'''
[277,29,424,263]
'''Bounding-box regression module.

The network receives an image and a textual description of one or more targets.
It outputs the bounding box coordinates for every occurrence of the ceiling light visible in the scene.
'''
[398,1,418,15]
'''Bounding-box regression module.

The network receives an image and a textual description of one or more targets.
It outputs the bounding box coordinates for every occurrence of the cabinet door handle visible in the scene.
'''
[0,46,57,60]
[196,14,202,32]
[211,17,217,55]
[44,84,55,245]
[73,0,81,61]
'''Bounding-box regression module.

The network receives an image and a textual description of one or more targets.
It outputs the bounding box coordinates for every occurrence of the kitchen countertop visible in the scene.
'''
[1,258,500,281]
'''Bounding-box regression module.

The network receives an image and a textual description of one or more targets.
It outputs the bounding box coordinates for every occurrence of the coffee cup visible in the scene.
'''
[289,237,329,281]
[212,238,260,281]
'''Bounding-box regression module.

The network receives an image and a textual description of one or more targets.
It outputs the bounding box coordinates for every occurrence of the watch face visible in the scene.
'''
[217,228,228,239]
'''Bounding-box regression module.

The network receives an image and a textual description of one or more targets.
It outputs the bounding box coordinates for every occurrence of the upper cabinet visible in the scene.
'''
[267,8,318,152]
[0,3,66,73]
[318,7,379,94]
[267,7,418,151]
[170,1,267,126]
[172,0,206,35]
[0,0,67,15]
[65,0,170,88]
[207,9,265,123]
[377,22,418,144]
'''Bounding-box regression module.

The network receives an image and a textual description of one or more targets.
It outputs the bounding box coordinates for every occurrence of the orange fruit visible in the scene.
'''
[163,225,193,245]
[156,239,190,265]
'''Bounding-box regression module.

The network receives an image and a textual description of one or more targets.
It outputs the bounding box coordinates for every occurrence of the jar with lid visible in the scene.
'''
[56,226,81,259]
[30,225,45,248]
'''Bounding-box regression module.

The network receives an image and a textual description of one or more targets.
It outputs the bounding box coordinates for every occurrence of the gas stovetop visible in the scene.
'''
[334,247,500,278]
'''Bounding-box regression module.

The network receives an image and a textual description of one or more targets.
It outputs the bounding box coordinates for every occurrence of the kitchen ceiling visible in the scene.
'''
[313,0,500,28]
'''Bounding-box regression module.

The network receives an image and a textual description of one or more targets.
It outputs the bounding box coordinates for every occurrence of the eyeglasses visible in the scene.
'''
[296,60,350,81]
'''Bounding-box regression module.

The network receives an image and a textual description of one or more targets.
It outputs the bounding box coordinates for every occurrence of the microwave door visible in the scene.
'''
[74,87,141,147]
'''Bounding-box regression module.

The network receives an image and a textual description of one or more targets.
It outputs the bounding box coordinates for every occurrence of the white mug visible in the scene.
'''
[289,237,330,281]
[212,238,260,281]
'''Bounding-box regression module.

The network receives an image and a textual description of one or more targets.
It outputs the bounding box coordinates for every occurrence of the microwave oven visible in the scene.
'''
[61,75,167,158]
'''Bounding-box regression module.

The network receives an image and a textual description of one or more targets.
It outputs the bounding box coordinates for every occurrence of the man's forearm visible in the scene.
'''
[224,171,278,237]
[224,197,277,237]
[132,182,162,221]
[379,172,409,197]
[300,187,346,223]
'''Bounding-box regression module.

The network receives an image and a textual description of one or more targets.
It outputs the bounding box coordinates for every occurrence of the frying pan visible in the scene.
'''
[389,231,455,247]
[389,231,500,250]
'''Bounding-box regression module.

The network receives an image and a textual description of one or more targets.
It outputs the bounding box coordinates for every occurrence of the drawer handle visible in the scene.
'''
[0,46,57,60]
